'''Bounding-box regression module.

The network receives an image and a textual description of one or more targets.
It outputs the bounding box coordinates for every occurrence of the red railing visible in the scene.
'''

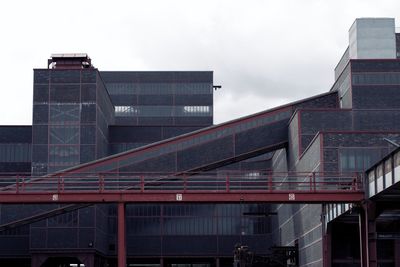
[0,171,363,194]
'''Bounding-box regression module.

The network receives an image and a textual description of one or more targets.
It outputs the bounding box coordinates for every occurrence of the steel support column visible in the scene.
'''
[360,202,377,267]
[215,257,220,267]
[31,254,48,267]
[368,218,377,267]
[359,210,368,267]
[118,202,126,267]
[323,223,332,267]
[395,240,400,267]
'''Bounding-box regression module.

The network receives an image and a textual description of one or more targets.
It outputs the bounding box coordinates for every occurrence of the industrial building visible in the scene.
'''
[0,17,399,267]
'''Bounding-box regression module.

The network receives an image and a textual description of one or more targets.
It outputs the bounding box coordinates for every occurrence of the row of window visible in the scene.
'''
[368,149,400,183]
[114,105,212,117]
[48,145,80,164]
[352,72,400,85]
[0,143,31,162]
[106,82,212,95]
[339,148,384,172]
[49,125,80,144]
[50,104,80,122]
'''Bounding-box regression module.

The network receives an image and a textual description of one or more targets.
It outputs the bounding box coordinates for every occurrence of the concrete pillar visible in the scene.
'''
[118,202,126,267]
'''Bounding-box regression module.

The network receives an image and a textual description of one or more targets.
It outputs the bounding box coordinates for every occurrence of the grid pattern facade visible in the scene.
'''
[100,71,213,126]
[273,59,400,267]
[32,69,114,175]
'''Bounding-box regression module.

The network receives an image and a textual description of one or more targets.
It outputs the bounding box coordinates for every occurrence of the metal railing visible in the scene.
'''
[0,171,363,194]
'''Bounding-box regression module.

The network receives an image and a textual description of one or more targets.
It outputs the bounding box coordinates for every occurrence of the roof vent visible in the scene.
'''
[48,53,93,69]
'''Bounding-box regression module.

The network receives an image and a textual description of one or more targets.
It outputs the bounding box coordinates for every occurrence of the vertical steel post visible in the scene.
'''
[99,175,104,192]
[16,175,19,193]
[395,240,400,267]
[312,172,316,192]
[118,202,126,267]
[359,210,368,267]
[359,202,378,267]
[61,176,65,192]
[268,173,272,192]
[368,216,377,267]
[226,173,230,192]
[322,211,332,267]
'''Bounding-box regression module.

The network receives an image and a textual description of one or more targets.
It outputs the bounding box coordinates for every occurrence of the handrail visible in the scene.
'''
[0,171,363,195]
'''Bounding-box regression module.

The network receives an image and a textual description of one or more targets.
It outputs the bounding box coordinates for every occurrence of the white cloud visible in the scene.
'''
[0,0,399,124]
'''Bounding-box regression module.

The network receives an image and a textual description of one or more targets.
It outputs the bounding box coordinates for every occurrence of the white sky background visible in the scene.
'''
[0,0,399,125]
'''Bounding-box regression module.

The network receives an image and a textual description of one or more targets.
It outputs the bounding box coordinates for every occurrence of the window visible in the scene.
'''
[385,159,392,175]
[49,145,79,164]
[115,106,139,117]
[352,72,400,85]
[49,125,79,144]
[0,144,31,162]
[339,148,383,172]
[395,151,400,167]
[377,164,383,177]
[50,104,80,122]
[178,106,211,116]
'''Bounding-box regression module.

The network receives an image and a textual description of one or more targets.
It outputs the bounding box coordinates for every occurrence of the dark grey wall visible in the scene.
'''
[32,69,114,175]
[100,71,214,126]
[0,126,31,174]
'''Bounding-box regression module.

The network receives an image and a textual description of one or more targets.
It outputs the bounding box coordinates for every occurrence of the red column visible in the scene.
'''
[215,257,220,267]
[323,223,332,267]
[118,202,126,267]
[359,211,368,267]
[359,202,377,267]
[368,219,377,267]
[395,240,400,267]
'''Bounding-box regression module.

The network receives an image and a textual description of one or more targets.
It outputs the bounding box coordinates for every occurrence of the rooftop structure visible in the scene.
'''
[48,53,93,69]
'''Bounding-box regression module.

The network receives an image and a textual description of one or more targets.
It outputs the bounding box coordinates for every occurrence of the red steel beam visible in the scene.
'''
[117,202,126,267]
[0,191,365,203]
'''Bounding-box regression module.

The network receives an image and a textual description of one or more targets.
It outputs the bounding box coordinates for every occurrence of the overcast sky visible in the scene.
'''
[0,0,399,125]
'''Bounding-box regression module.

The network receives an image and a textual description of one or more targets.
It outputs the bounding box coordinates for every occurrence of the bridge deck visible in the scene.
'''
[0,171,365,203]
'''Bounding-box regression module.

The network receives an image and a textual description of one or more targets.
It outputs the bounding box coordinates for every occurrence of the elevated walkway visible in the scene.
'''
[0,171,364,204]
